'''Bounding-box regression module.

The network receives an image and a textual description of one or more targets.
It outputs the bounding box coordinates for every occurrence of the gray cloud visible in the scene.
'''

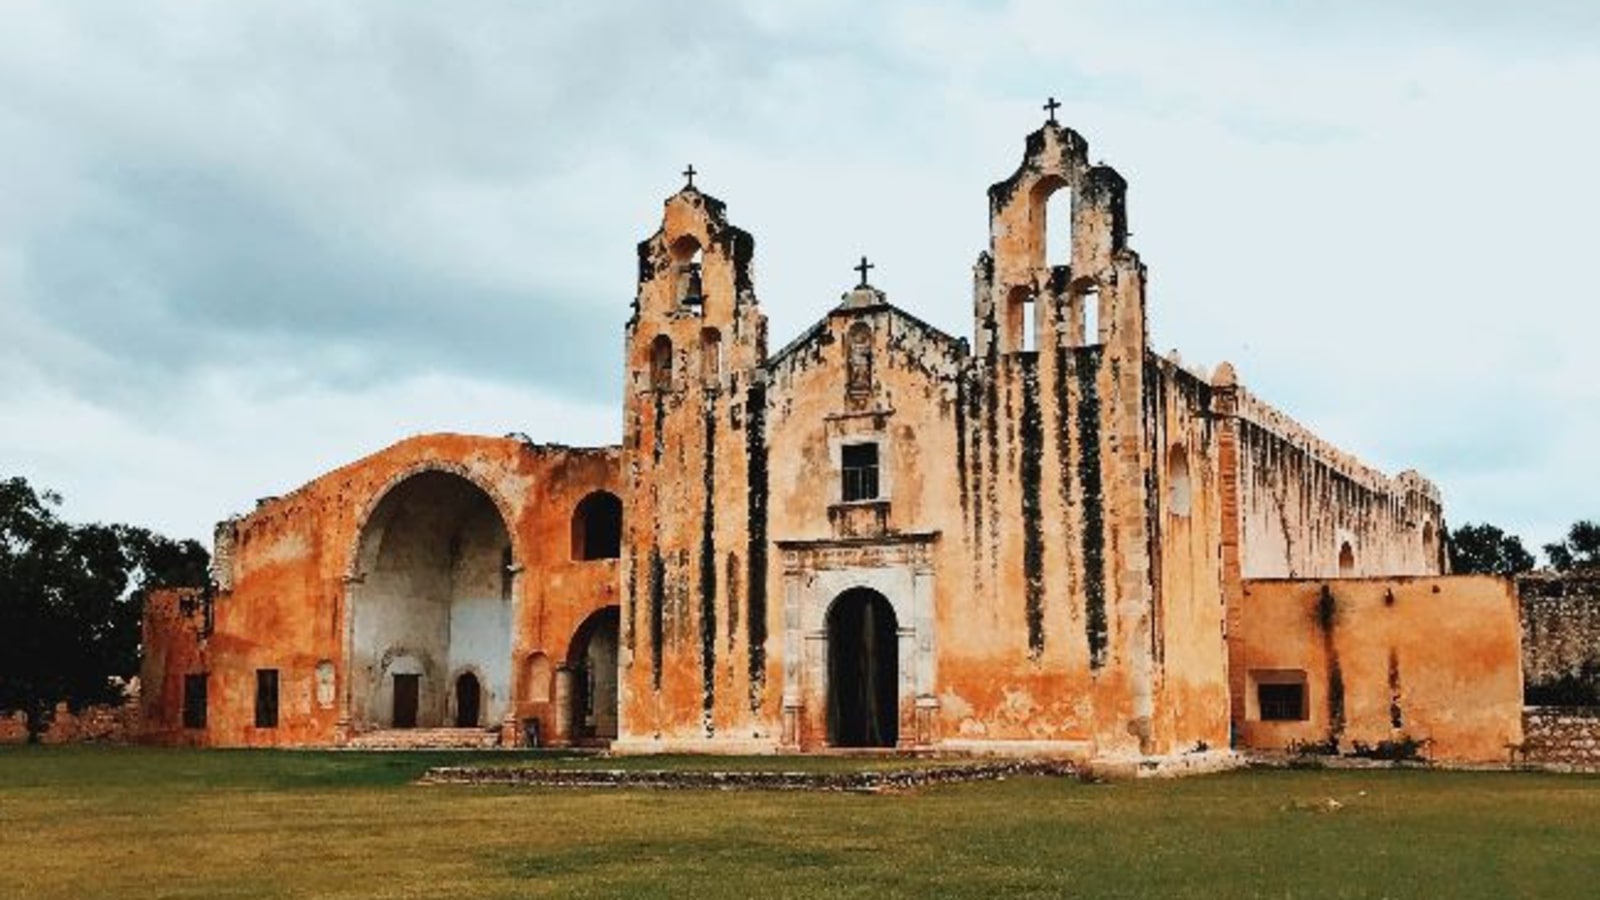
[1,0,1595,553]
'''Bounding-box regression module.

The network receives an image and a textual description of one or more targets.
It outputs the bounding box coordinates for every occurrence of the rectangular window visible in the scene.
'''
[1258,682,1307,721]
[841,443,880,502]
[182,673,208,730]
[254,668,279,729]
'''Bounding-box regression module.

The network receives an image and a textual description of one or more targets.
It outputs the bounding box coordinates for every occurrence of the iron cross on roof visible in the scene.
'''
[682,164,697,189]
[1044,96,1061,124]
[855,255,874,288]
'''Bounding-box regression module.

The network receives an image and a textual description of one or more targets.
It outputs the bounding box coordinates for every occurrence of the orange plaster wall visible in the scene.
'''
[142,434,620,747]
[1236,576,1523,762]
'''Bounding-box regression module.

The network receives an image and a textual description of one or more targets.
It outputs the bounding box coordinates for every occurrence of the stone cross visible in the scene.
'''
[1044,97,1061,124]
[855,255,874,288]
[683,164,697,189]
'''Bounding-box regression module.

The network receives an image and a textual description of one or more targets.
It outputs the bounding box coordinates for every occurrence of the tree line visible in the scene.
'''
[1,476,208,742]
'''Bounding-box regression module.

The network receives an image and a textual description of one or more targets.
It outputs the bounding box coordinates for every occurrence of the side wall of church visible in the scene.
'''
[1227,388,1444,581]
[140,435,620,746]
[1144,357,1231,753]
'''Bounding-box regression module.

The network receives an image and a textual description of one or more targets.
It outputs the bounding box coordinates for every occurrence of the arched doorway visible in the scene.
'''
[827,588,899,748]
[454,672,481,728]
[568,606,620,742]
[349,470,514,730]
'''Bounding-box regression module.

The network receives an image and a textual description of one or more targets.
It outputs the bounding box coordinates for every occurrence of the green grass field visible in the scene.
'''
[3,747,1598,899]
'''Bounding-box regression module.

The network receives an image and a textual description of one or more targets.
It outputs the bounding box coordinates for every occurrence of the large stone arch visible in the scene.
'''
[344,469,518,732]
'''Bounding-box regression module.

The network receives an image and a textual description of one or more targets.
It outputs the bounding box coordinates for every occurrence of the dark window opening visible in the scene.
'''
[182,673,208,730]
[254,669,279,729]
[572,491,623,561]
[671,235,705,314]
[650,335,674,391]
[842,443,880,502]
[455,672,481,728]
[1259,683,1306,721]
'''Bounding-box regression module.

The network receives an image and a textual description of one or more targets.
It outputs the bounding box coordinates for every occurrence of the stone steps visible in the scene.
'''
[346,727,502,750]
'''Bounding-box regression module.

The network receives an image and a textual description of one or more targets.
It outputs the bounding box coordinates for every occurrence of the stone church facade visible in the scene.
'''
[142,119,1525,764]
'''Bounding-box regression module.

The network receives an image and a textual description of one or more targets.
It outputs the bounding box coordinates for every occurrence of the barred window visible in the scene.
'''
[1258,682,1306,721]
[842,443,880,502]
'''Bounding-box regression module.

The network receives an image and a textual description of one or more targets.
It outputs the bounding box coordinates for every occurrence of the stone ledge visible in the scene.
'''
[418,760,1076,793]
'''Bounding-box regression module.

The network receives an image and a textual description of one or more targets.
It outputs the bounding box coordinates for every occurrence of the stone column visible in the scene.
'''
[554,666,575,745]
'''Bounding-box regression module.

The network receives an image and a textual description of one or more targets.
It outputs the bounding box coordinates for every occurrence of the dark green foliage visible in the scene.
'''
[0,476,208,742]
[1447,522,1535,575]
[1525,661,1600,706]
[1349,735,1430,762]
[1287,737,1340,757]
[1544,520,1600,572]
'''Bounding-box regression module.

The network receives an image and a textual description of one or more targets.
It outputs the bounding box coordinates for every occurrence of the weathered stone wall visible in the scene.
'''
[618,185,770,750]
[1519,572,1600,705]
[1521,707,1600,767]
[141,436,621,747]
[0,698,139,745]
[1235,576,1522,762]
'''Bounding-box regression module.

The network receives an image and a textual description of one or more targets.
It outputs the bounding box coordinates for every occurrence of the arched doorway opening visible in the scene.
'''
[349,470,514,730]
[826,588,899,748]
[454,672,481,727]
[568,606,620,742]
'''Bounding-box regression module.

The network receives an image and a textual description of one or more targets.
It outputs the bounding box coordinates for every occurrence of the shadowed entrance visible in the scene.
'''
[568,606,620,742]
[827,588,899,748]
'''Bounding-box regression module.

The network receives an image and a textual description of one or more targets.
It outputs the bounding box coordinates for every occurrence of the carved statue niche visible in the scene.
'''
[846,320,874,409]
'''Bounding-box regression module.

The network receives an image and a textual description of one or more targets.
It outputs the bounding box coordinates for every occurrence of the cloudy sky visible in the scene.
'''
[1,1,1596,556]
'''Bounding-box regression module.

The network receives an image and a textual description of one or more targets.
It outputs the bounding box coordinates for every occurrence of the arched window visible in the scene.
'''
[650,335,673,391]
[1027,176,1072,270]
[572,491,623,561]
[1167,444,1192,517]
[671,235,704,314]
[1076,283,1101,347]
[700,327,722,386]
[846,321,874,394]
[1004,285,1039,355]
[1338,541,1356,577]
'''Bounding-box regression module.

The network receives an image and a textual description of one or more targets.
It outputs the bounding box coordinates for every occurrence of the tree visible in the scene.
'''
[0,476,208,742]
[1447,522,1535,576]
[1545,520,1600,572]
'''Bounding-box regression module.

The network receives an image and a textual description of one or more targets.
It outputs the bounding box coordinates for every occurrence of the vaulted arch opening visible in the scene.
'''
[349,471,513,730]
[1339,541,1356,577]
[567,606,620,742]
[826,588,899,748]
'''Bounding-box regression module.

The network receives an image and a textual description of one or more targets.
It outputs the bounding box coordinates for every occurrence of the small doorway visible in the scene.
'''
[392,673,420,728]
[454,672,481,728]
[568,606,621,742]
[826,588,899,748]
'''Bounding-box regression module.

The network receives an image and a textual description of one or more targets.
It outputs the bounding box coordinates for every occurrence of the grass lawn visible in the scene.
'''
[3,747,1598,899]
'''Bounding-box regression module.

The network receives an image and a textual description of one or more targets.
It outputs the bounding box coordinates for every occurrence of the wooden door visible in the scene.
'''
[392,674,419,728]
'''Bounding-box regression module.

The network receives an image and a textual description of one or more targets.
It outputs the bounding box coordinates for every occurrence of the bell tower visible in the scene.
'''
[962,104,1158,756]
[619,171,769,746]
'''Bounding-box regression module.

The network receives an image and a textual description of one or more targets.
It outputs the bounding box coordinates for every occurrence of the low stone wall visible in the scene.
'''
[420,760,1077,792]
[1520,706,1600,768]
[0,700,139,745]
